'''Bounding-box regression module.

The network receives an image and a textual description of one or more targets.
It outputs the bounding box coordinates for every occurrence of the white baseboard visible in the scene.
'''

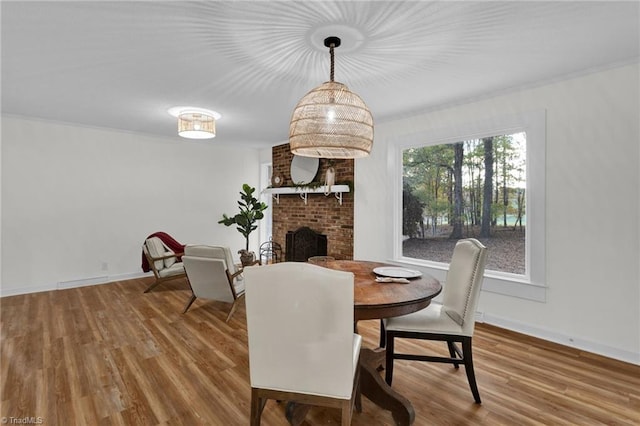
[0,282,58,297]
[391,303,638,366]
[57,275,110,289]
[481,312,640,366]
[0,271,152,298]
[109,271,153,282]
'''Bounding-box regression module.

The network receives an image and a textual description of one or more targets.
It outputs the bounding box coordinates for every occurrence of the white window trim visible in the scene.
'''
[388,110,547,302]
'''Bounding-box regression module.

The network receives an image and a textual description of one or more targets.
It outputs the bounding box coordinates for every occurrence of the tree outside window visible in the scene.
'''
[402,132,526,275]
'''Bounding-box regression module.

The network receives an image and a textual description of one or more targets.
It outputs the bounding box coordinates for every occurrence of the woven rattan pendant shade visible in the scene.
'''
[289,37,373,159]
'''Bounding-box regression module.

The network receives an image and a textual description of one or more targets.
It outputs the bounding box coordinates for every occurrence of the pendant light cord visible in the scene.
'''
[329,43,335,82]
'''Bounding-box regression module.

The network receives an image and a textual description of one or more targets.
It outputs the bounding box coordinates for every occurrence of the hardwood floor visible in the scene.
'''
[1,277,639,425]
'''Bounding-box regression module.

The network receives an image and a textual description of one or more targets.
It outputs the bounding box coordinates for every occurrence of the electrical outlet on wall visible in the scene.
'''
[101,262,108,271]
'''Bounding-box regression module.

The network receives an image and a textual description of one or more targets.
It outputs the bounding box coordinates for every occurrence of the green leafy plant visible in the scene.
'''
[218,184,268,251]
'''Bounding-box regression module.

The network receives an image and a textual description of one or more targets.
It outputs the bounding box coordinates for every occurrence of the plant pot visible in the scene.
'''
[238,249,256,267]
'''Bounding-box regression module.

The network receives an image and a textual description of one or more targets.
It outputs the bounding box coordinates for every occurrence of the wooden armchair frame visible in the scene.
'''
[182,246,260,322]
[142,244,186,293]
[182,263,252,322]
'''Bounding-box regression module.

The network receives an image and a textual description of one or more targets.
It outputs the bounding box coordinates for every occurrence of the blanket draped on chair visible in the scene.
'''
[141,232,186,272]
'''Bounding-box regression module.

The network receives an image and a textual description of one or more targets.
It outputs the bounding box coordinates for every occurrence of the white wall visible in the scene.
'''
[2,65,638,364]
[1,117,262,295]
[355,63,640,364]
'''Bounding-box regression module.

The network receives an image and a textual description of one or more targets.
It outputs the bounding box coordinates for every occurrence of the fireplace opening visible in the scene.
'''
[285,227,327,262]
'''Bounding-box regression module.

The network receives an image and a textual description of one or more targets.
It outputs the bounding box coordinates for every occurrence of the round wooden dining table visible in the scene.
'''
[302,259,443,425]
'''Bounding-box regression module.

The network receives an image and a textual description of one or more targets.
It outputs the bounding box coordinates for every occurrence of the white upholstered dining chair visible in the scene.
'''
[243,262,362,426]
[382,238,488,403]
[181,245,246,322]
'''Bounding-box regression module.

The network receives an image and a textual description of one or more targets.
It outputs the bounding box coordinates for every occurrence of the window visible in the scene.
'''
[391,110,546,300]
[402,133,526,275]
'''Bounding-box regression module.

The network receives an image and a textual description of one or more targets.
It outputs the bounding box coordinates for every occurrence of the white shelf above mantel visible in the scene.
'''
[263,185,350,205]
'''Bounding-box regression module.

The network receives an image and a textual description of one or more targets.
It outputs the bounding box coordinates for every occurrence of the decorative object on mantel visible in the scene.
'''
[168,106,221,139]
[271,172,284,187]
[290,155,319,185]
[323,160,336,195]
[218,184,268,266]
[289,36,374,159]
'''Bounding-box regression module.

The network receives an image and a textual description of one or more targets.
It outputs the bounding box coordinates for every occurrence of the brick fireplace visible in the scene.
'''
[271,143,354,260]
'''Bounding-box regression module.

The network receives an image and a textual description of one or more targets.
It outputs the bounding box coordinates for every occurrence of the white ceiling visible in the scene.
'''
[2,1,639,149]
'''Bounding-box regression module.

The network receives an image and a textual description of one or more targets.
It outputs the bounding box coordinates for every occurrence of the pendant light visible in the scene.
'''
[289,36,373,158]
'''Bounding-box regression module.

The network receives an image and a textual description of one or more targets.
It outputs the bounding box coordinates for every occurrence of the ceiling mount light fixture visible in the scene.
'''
[168,107,221,139]
[289,36,373,159]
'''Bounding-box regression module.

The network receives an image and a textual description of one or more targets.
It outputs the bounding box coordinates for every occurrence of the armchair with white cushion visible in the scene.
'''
[181,245,248,322]
[142,236,186,293]
[382,238,488,404]
[243,262,362,425]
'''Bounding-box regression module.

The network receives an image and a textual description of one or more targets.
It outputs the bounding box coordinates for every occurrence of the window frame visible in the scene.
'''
[389,110,547,301]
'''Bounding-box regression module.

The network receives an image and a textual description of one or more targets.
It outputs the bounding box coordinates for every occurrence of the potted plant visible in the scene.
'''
[218,183,268,266]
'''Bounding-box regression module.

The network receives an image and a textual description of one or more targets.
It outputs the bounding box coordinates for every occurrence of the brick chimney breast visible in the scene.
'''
[271,143,354,260]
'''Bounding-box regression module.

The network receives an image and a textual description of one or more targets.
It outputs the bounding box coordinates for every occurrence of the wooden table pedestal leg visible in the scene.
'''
[360,348,415,426]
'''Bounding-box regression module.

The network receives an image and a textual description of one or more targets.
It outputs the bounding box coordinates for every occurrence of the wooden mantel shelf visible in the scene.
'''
[263,185,350,205]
